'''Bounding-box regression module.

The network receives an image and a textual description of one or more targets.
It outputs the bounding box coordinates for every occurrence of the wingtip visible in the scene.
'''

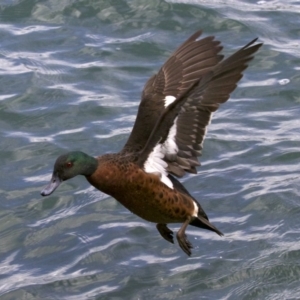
[243,37,263,50]
[192,29,203,39]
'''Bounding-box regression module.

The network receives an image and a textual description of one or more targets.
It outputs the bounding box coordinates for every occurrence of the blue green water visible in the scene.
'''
[1,0,300,299]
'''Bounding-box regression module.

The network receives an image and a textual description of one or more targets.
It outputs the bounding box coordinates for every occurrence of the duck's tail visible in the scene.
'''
[190,215,224,236]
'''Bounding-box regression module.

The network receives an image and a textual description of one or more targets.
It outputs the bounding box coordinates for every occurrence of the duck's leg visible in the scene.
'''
[156,223,174,244]
[177,217,193,256]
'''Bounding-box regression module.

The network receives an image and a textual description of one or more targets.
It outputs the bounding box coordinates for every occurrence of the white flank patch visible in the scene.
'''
[192,201,199,217]
[164,95,176,108]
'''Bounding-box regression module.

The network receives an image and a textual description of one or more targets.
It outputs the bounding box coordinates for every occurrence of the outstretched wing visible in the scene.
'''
[136,38,262,188]
[122,30,223,154]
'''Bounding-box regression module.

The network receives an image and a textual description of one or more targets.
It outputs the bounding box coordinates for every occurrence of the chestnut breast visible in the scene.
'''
[86,154,195,224]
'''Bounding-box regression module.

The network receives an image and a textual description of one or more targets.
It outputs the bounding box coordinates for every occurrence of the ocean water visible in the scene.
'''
[1,0,300,299]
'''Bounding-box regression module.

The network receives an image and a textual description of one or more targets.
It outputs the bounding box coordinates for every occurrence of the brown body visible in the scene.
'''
[87,154,195,224]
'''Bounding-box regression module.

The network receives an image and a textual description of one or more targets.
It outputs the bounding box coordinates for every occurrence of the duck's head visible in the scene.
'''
[41,151,98,196]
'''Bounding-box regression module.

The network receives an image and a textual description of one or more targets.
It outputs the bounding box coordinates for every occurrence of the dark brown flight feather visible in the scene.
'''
[122,30,224,154]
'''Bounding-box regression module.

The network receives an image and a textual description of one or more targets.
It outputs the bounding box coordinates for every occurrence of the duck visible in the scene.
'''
[41,30,262,256]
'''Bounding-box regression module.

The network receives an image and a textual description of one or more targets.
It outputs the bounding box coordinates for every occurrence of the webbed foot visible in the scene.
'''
[156,223,174,244]
[176,218,193,256]
[176,232,193,256]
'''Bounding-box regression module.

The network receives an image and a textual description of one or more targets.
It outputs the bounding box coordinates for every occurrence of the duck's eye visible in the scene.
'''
[65,161,73,168]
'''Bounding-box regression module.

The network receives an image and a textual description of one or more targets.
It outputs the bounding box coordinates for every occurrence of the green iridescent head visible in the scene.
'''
[41,151,97,196]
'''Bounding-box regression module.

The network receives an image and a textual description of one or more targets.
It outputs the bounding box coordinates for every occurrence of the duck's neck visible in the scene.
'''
[79,153,98,176]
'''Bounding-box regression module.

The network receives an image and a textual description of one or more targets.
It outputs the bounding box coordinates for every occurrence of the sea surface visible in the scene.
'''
[1,0,300,299]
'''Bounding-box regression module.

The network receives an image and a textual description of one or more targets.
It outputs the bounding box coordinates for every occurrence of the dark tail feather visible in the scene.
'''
[190,215,224,236]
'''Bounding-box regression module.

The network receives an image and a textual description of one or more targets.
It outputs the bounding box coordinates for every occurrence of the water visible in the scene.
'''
[1,0,300,299]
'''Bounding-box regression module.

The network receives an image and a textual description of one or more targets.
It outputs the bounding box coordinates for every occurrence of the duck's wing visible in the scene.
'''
[122,30,224,153]
[136,38,262,188]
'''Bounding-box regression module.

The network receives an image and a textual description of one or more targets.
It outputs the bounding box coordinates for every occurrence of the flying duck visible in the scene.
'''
[41,30,262,256]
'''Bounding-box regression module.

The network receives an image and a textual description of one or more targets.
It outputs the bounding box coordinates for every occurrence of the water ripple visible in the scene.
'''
[0,24,60,35]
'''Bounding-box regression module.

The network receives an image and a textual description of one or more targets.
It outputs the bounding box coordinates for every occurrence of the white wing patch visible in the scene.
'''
[164,95,176,107]
[144,144,173,189]
[144,117,179,190]
[162,118,178,157]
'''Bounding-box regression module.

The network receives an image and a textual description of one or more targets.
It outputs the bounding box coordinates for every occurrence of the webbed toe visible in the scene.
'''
[156,223,174,244]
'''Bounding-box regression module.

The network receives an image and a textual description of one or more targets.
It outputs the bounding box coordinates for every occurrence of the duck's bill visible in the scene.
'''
[41,174,62,196]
